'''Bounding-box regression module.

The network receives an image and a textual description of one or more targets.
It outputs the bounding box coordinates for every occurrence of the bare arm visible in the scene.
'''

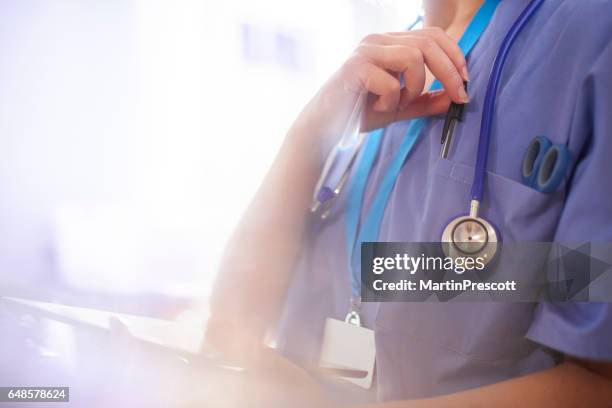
[365,359,612,408]
[206,27,469,355]
[207,110,326,347]
[203,343,612,407]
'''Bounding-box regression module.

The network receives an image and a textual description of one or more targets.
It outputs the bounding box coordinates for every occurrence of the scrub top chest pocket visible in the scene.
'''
[433,159,564,242]
[371,163,563,400]
[372,157,567,399]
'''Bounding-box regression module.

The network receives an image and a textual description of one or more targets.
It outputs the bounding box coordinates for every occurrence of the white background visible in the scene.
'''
[0,0,421,302]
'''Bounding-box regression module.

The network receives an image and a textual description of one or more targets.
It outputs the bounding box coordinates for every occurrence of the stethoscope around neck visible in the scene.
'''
[311,0,545,269]
[442,0,544,266]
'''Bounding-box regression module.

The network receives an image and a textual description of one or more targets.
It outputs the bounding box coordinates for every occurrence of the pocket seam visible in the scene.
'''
[436,158,550,200]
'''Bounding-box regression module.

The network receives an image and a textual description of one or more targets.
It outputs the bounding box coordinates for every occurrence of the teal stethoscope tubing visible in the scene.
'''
[344,0,546,301]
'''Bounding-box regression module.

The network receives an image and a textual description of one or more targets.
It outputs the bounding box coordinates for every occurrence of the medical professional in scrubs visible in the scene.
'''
[207,0,612,405]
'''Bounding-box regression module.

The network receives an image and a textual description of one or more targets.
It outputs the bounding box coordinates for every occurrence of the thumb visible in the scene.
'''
[396,90,452,120]
[361,90,451,132]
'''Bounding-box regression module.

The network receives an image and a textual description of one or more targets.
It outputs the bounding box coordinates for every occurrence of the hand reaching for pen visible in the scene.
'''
[295,27,469,142]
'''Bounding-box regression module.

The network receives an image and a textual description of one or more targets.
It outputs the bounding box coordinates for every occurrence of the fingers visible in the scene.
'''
[353,43,426,110]
[358,29,469,104]
[361,90,451,131]
[387,28,468,80]
[343,56,402,112]
[340,27,467,126]
[403,32,467,103]
[397,90,452,119]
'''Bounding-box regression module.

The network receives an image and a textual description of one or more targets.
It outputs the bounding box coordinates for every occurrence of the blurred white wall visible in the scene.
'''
[0,0,421,299]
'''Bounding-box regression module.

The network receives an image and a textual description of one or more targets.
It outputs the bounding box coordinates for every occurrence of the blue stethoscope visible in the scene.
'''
[311,0,566,324]
[441,0,548,265]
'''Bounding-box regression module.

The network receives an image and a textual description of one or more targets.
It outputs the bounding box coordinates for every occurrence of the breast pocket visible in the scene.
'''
[432,158,563,242]
[374,159,565,362]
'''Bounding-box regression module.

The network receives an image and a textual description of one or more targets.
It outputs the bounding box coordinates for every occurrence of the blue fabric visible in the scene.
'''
[345,0,501,299]
[526,34,612,362]
[470,0,544,201]
[277,0,612,401]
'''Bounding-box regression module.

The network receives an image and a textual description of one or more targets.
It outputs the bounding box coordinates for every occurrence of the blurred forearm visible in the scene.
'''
[209,108,326,342]
[365,360,612,408]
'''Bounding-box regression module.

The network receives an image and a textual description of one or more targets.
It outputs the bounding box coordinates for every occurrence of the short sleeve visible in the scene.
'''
[526,35,612,362]
[527,303,612,361]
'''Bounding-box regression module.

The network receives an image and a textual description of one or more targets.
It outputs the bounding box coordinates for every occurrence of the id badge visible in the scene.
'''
[319,318,375,389]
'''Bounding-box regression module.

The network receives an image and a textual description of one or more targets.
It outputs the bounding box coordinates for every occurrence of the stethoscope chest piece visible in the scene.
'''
[441,200,499,269]
[439,0,545,269]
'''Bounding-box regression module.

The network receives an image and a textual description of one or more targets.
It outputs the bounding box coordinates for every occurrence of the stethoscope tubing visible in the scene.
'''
[472,0,545,203]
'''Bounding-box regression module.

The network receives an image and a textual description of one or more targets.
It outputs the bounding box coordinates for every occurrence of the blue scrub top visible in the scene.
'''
[277,0,612,401]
